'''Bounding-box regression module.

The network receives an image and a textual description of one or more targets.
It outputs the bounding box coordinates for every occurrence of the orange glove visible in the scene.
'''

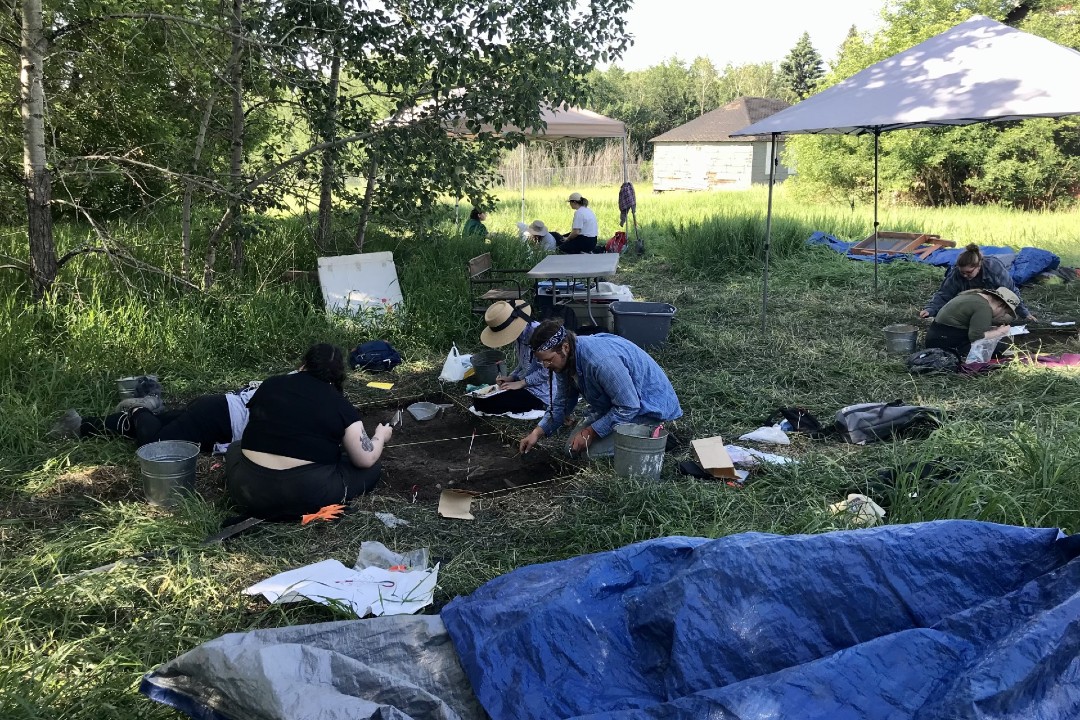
[301,504,346,525]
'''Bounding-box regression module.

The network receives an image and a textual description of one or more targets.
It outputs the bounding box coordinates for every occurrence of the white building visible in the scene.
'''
[650,97,792,192]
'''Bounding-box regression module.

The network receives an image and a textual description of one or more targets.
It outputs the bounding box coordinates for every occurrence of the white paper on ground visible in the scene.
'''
[738,425,791,445]
[1051,321,1076,327]
[468,405,547,421]
[373,512,409,528]
[1008,325,1029,336]
[724,444,796,467]
[244,559,438,617]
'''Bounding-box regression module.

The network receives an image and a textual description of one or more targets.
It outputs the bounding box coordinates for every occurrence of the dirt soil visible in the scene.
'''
[363,397,567,504]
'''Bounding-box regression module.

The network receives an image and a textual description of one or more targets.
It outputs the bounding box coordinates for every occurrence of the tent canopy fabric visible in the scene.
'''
[732,15,1080,136]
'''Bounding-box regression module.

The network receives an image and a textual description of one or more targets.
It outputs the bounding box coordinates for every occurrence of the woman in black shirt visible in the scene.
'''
[226,343,392,519]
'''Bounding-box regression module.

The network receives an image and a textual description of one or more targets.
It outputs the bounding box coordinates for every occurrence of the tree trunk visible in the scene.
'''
[21,0,55,298]
[316,10,344,254]
[228,0,244,275]
[182,94,216,278]
[354,156,378,253]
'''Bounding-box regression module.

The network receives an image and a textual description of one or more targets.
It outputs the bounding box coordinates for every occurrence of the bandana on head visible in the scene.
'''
[537,325,567,352]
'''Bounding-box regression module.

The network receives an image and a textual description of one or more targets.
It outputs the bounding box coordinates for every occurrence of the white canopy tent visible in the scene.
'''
[732,15,1080,328]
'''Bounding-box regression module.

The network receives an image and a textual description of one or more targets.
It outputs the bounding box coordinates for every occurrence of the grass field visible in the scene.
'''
[2,185,1080,717]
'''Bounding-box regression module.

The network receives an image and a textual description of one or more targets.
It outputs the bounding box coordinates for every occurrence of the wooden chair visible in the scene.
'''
[467,252,527,315]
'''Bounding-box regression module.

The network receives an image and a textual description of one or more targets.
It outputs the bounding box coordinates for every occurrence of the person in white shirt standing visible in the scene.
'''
[557,192,599,254]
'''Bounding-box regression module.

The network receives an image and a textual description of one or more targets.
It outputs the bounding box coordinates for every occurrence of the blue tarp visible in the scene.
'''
[442,520,1080,720]
[806,232,1059,285]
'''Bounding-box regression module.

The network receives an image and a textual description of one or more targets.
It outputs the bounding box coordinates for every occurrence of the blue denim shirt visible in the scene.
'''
[925,255,1031,319]
[538,333,682,438]
[509,322,560,406]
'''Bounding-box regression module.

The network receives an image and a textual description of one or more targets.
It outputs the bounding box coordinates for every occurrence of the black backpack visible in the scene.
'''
[767,406,827,438]
[835,400,943,445]
[348,340,402,372]
[906,348,960,374]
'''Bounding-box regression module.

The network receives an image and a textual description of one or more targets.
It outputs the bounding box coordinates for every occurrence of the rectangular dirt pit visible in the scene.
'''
[361,395,567,504]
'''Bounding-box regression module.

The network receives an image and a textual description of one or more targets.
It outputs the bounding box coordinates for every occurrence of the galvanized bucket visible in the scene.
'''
[613,423,668,481]
[116,376,140,400]
[470,349,506,385]
[136,440,199,507]
[883,324,919,354]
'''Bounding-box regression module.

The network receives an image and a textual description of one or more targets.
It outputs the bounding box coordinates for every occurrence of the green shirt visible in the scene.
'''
[463,218,487,239]
[934,293,993,341]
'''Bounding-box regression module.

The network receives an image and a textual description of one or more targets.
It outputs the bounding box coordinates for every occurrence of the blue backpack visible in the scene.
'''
[348,340,402,372]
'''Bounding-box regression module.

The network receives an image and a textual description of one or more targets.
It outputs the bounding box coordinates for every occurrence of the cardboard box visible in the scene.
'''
[690,436,738,479]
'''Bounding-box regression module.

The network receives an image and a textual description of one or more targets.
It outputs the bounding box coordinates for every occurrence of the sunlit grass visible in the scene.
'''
[1,186,1079,717]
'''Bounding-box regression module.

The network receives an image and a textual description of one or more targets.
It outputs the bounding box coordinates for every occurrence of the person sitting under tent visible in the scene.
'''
[920,244,1035,321]
[225,343,392,520]
[463,208,488,240]
[524,219,558,252]
[925,287,1020,361]
[473,300,561,415]
[518,320,682,459]
[556,192,598,254]
[49,381,260,453]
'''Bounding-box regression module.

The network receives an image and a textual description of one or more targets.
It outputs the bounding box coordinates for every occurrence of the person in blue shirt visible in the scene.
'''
[473,299,561,415]
[920,244,1035,321]
[518,320,682,458]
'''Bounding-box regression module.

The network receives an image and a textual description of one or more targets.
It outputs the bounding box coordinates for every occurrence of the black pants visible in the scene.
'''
[926,323,1005,361]
[225,441,382,520]
[556,235,597,254]
[473,388,545,414]
[79,394,231,451]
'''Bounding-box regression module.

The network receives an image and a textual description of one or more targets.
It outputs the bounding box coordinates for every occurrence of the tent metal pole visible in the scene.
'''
[761,132,778,332]
[873,129,880,292]
[622,134,628,184]
[520,143,526,224]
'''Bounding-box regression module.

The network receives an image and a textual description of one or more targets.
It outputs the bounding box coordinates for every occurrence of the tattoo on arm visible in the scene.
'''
[360,426,374,452]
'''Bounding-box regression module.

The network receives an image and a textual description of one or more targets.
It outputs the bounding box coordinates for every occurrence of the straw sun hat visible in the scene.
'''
[480,299,533,348]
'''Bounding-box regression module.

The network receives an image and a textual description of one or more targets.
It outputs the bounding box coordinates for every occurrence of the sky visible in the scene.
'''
[612,0,886,71]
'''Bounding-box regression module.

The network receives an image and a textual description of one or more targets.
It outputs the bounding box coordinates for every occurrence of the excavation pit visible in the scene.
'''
[362,397,568,504]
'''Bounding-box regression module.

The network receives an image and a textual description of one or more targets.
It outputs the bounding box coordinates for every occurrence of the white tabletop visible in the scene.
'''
[527,254,619,279]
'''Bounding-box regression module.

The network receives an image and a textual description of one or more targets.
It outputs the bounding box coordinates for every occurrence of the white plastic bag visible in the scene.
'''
[738,425,791,445]
[965,337,998,364]
[438,343,472,382]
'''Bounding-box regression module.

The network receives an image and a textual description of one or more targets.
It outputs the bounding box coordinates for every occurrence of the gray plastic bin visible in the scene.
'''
[610,301,677,349]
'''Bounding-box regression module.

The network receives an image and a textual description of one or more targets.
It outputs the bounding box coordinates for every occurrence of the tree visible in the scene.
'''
[715,62,785,104]
[778,32,824,101]
[4,0,634,295]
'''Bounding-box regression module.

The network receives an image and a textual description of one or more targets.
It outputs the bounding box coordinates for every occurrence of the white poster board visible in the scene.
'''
[317,252,403,315]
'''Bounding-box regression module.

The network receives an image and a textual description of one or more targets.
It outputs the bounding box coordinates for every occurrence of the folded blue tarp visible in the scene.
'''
[442,520,1080,720]
[806,232,1059,285]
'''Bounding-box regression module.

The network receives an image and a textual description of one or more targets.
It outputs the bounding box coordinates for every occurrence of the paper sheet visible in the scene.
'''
[1051,321,1076,327]
[438,490,475,520]
[244,559,438,617]
[724,444,796,467]
[468,405,547,421]
[367,381,395,390]
[1008,325,1029,336]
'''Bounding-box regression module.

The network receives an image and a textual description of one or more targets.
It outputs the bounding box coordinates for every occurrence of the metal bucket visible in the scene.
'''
[470,349,506,385]
[136,440,199,507]
[613,423,668,481]
[883,324,919,354]
[117,376,140,400]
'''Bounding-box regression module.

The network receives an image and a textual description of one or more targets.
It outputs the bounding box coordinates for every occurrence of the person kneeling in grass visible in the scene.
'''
[925,286,1020,361]
[518,320,682,459]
